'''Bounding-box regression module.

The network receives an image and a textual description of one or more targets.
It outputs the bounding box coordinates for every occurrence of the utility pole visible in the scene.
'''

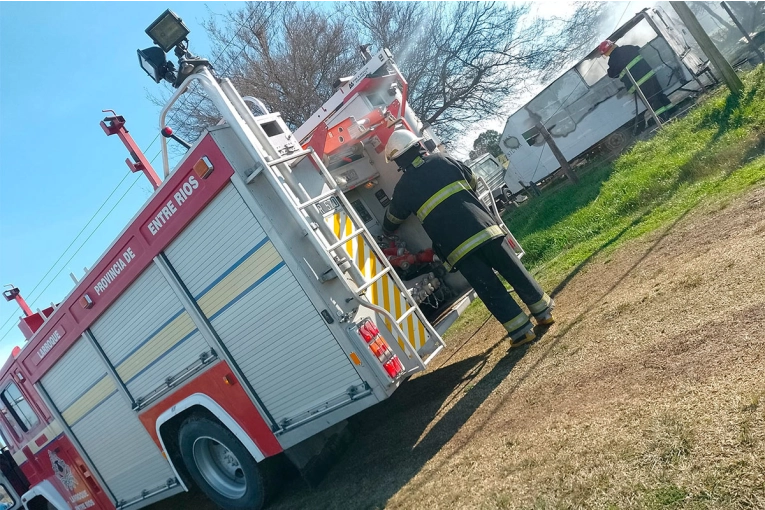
[720,1,765,66]
[670,1,743,95]
[535,123,579,184]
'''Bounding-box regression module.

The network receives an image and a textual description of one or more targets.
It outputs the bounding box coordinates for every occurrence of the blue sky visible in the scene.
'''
[0,2,233,360]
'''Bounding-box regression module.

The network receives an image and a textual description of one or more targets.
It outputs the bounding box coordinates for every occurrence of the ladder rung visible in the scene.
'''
[268,149,312,167]
[356,267,392,294]
[327,229,364,251]
[298,189,340,210]
[395,306,417,325]
[422,344,445,366]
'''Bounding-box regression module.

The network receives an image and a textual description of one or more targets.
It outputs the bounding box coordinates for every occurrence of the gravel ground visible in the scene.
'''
[151,185,765,510]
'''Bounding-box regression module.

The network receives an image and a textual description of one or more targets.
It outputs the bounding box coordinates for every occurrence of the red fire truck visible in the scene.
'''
[0,11,523,510]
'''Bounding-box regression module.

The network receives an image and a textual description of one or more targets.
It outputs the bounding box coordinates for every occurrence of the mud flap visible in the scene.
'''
[283,421,354,488]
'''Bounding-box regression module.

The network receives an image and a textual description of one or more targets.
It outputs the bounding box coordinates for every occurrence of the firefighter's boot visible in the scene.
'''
[533,298,555,327]
[508,322,536,349]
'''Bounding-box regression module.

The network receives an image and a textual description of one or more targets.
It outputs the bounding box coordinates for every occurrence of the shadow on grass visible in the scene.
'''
[677,128,765,185]
[549,209,651,298]
[267,330,535,510]
[383,202,695,500]
[701,87,758,142]
[268,196,702,510]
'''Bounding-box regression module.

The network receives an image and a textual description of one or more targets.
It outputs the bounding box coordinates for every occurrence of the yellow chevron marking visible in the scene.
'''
[326,211,429,352]
[369,255,378,304]
[62,376,116,425]
[358,237,368,278]
[334,213,341,238]
[405,302,416,347]
[345,214,354,256]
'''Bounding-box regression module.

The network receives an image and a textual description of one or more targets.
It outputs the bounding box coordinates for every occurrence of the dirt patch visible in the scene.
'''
[156,186,765,509]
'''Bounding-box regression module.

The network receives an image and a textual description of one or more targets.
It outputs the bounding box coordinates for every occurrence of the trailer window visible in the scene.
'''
[576,57,609,87]
[472,158,499,179]
[521,127,543,147]
[1,384,38,433]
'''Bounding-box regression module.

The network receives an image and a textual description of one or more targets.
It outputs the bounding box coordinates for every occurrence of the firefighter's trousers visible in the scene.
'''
[458,237,552,340]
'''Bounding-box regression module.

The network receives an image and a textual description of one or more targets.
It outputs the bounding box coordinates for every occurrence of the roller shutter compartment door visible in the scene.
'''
[41,338,175,504]
[164,184,364,425]
[89,264,212,403]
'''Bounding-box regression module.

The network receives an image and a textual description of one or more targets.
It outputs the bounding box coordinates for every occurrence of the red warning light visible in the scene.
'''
[383,355,404,378]
[359,320,380,343]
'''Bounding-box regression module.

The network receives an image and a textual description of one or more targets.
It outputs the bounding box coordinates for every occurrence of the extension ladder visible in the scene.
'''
[160,67,445,374]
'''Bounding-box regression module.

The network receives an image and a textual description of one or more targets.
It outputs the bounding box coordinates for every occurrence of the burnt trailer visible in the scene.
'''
[499,7,716,193]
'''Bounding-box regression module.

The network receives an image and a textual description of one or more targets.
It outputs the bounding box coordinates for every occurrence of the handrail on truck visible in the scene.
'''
[158,66,445,374]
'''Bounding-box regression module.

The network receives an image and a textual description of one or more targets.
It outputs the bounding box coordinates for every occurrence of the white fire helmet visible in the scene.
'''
[385,129,423,163]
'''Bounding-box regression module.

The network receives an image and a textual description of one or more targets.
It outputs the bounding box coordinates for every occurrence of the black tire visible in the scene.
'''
[604,127,636,155]
[178,417,267,510]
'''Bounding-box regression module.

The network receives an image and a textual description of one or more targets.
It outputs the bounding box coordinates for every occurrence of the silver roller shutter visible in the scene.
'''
[89,264,212,403]
[41,338,175,505]
[164,184,363,425]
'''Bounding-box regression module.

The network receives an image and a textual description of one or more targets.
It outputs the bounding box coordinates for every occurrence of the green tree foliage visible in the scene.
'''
[469,130,502,160]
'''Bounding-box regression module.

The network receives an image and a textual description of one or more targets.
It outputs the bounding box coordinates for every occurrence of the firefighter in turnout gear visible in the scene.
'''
[599,40,674,122]
[382,130,554,347]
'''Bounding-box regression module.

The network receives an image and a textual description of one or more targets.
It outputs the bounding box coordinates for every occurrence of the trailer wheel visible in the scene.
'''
[178,417,267,510]
[604,130,629,154]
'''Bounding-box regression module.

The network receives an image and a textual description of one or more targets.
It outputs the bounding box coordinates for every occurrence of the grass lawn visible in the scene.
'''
[447,66,765,339]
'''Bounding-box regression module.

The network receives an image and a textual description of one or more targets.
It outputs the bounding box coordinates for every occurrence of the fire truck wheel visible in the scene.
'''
[179,417,267,510]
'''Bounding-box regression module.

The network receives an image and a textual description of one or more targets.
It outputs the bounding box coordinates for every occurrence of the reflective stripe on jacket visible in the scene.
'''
[383,153,503,268]
[607,45,656,93]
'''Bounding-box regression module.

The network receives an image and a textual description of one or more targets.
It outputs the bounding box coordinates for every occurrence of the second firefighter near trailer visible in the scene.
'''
[599,39,675,123]
[382,130,555,348]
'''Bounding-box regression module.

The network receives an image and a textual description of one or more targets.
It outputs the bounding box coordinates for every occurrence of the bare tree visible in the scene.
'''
[157,2,363,143]
[210,3,361,128]
[342,1,604,138]
[155,1,603,145]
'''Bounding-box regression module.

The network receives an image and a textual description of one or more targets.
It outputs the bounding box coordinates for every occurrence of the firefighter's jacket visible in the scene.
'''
[383,153,505,269]
[607,45,653,90]
[607,45,672,115]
